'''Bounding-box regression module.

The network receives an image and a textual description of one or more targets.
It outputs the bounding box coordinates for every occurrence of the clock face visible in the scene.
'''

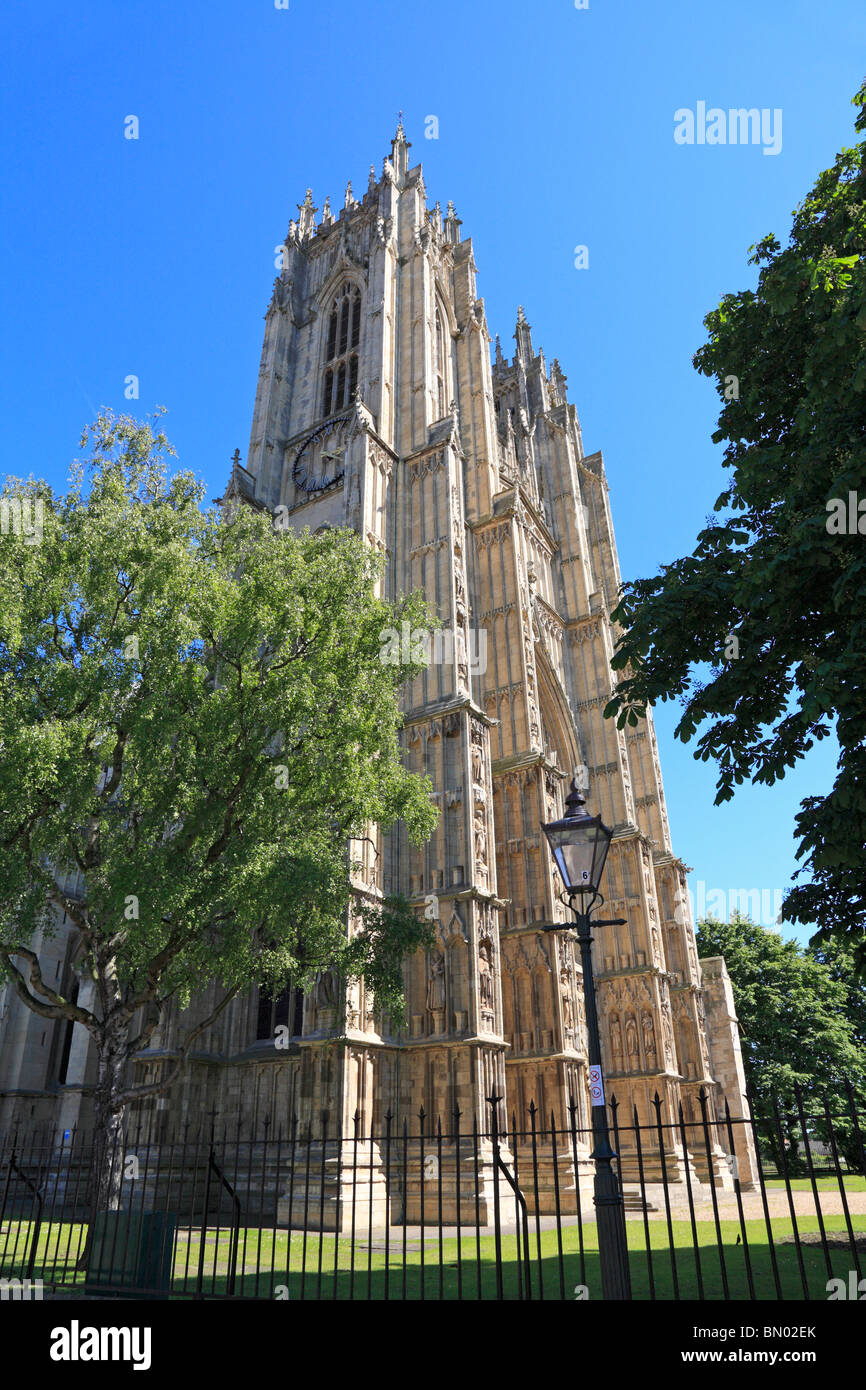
[292,416,349,494]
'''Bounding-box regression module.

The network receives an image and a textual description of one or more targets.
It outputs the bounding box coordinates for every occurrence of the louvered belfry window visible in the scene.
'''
[322,284,361,416]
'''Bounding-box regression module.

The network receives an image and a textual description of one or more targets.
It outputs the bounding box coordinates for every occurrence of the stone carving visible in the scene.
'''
[473,803,489,882]
[641,1011,657,1064]
[272,276,292,313]
[455,620,469,691]
[315,970,335,1008]
[479,941,494,1012]
[625,1013,639,1060]
[660,999,675,1065]
[454,542,467,610]
[651,925,661,966]
[427,951,446,1013]
[560,966,574,1035]
[471,741,484,787]
[527,561,538,613]
[543,767,558,822]
[610,1014,623,1066]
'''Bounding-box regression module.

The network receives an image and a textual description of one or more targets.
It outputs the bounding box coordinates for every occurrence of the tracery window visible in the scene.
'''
[256,982,303,1040]
[322,283,361,416]
[433,304,447,418]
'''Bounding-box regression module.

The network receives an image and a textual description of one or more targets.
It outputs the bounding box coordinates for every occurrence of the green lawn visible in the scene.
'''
[763,1176,866,1192]
[3,1212,865,1300]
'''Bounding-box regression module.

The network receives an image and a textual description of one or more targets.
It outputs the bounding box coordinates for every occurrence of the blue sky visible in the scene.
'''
[2,0,863,944]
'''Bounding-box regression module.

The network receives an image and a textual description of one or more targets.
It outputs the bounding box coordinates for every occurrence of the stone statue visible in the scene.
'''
[473,805,487,871]
[427,951,446,1012]
[610,1014,623,1065]
[560,970,574,1031]
[660,999,675,1062]
[641,1011,657,1063]
[315,970,335,1008]
[471,740,484,785]
[479,943,494,1010]
[651,925,661,964]
[455,621,468,689]
[625,1013,639,1060]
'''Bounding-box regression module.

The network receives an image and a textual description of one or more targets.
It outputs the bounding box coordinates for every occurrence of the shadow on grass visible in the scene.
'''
[3,1215,864,1301]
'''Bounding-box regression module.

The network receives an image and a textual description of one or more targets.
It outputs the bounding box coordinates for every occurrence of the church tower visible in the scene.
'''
[230,121,754,1206]
[0,122,756,1218]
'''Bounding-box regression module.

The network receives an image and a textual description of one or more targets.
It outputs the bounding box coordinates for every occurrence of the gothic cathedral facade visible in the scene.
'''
[0,124,754,1204]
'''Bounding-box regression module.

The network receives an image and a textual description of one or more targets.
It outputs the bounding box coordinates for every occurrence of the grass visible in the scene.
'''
[763,1176,866,1192]
[3,1211,865,1300]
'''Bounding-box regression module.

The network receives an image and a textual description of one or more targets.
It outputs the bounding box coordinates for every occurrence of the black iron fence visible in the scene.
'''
[1,1083,864,1301]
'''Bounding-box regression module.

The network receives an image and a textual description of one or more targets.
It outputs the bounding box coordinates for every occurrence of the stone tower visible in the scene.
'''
[222,123,751,1192]
[0,123,755,1214]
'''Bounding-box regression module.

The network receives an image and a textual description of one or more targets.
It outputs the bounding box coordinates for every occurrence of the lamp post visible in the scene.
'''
[542,778,632,1301]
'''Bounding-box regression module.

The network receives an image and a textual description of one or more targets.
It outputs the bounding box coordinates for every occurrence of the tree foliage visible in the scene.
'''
[0,411,438,1188]
[606,85,866,960]
[696,915,865,1170]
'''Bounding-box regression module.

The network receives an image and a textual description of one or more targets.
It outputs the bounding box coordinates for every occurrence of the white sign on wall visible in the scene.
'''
[588,1065,605,1108]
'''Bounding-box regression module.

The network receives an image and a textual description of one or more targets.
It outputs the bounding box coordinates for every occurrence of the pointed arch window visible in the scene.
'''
[322,283,361,416]
[433,304,447,419]
[256,981,304,1040]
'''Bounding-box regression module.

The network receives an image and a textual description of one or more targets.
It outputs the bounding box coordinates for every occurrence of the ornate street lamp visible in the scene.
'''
[542,778,632,1301]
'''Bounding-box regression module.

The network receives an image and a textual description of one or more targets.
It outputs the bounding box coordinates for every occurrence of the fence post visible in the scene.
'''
[488,1095,504,1301]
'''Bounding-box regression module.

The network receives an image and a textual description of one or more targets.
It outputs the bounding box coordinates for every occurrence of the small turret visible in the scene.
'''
[514,304,534,362]
[550,357,568,405]
[297,189,317,239]
[390,115,411,182]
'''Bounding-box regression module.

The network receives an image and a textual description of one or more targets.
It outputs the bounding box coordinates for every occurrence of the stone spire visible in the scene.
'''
[390,114,411,181]
[514,304,534,361]
[551,357,568,404]
[444,199,461,244]
[297,189,317,239]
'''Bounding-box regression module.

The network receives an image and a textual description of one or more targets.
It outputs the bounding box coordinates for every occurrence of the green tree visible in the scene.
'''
[696,915,865,1171]
[0,411,438,1207]
[606,84,866,960]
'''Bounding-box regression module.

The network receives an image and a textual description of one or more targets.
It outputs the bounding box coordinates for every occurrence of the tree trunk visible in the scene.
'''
[75,1026,129,1271]
[91,1025,129,1212]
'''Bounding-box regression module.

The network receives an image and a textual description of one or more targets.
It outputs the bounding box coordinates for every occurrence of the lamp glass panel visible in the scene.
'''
[545,818,612,893]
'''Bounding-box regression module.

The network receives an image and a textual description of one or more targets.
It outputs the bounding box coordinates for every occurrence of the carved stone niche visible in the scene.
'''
[473,802,489,884]
[478,937,496,1028]
[426,948,446,1035]
[559,964,576,1046]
